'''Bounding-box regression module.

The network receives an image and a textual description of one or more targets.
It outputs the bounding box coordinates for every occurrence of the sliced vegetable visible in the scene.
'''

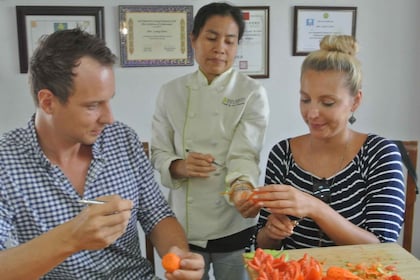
[246,248,322,280]
[243,248,288,260]
[326,266,362,279]
[245,249,403,280]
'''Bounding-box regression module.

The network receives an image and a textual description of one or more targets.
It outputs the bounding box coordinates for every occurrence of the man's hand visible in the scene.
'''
[67,195,133,251]
[164,246,205,280]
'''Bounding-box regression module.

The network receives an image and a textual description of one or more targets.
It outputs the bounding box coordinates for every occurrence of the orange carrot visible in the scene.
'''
[326,266,362,279]
[161,252,181,273]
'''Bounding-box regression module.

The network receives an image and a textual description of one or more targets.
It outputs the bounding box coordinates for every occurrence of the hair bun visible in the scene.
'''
[319,35,358,56]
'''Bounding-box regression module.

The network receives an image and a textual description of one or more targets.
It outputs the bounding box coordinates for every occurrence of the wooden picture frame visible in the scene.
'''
[293,6,357,56]
[16,6,104,73]
[119,5,194,67]
[236,6,270,78]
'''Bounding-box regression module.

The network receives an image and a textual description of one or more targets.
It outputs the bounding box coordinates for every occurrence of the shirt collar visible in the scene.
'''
[27,114,106,167]
[189,67,234,89]
[26,114,51,168]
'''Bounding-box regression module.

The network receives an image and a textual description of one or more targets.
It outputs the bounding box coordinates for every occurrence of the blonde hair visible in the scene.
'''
[301,35,362,96]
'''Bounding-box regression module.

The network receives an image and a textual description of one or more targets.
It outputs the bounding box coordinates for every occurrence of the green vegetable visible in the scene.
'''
[243,249,288,260]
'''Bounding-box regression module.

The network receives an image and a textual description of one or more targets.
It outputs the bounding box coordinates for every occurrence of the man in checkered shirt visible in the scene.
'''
[0,28,204,280]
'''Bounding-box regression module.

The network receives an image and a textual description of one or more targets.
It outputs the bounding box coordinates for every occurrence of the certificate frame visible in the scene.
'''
[236,6,270,79]
[119,5,194,67]
[16,6,104,73]
[293,6,357,56]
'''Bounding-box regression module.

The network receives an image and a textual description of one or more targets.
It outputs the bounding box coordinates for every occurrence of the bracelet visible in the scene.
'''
[231,185,253,192]
[231,179,253,189]
[228,181,253,201]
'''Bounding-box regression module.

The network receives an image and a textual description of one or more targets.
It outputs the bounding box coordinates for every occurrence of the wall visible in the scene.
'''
[1,0,420,277]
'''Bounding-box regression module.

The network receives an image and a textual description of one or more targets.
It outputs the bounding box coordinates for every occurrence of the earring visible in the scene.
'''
[348,112,356,124]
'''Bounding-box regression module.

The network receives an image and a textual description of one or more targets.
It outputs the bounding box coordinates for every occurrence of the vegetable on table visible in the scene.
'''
[245,248,403,280]
[246,248,322,280]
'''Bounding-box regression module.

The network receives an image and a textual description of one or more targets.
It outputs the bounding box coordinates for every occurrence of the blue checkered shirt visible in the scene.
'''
[0,116,174,279]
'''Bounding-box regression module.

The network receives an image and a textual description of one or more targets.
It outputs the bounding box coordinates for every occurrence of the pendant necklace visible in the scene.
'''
[310,133,351,246]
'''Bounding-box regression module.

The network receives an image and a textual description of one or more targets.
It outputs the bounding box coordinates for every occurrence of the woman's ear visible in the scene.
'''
[190,33,197,49]
[352,90,363,112]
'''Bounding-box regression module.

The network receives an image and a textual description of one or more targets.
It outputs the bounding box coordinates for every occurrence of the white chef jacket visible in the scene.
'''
[151,68,269,248]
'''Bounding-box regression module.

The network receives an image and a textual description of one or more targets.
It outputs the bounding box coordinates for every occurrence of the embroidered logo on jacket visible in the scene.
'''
[222,97,245,107]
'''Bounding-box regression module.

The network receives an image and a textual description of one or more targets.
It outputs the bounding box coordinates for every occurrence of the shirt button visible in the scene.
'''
[187,197,193,203]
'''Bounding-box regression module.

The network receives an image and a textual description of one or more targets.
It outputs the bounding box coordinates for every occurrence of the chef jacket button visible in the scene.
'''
[187,197,193,203]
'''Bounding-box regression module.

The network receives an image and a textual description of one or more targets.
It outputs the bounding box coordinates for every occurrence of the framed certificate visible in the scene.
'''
[16,6,104,73]
[293,6,357,56]
[235,6,270,79]
[119,5,194,67]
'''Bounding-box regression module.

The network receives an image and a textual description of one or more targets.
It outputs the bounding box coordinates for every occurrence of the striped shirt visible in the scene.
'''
[254,134,405,249]
[0,116,173,279]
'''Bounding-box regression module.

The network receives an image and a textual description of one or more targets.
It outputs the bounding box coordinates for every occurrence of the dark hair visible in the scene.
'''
[29,28,116,105]
[191,2,245,42]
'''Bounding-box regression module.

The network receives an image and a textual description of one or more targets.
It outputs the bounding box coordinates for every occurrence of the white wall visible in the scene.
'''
[1,0,420,276]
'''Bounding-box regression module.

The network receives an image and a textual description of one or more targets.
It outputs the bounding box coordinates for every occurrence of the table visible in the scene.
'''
[246,243,420,279]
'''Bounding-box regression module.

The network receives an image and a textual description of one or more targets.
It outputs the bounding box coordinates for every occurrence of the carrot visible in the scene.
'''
[326,266,362,279]
[272,254,287,269]
[384,265,397,272]
[161,252,181,273]
[387,275,402,280]
[246,250,326,280]
[257,271,269,280]
[248,249,403,280]
[240,191,251,200]
[306,267,323,280]
[247,260,260,271]
[345,261,404,280]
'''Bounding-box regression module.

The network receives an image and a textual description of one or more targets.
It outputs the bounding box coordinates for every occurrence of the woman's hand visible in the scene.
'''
[170,152,216,178]
[232,190,262,218]
[264,214,296,240]
[256,214,296,249]
[252,184,319,219]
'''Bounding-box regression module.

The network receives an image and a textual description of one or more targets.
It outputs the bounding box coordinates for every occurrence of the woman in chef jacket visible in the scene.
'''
[151,2,269,280]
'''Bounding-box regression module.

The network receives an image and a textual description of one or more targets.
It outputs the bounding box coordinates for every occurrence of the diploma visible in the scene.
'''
[293,6,357,55]
[234,7,269,78]
[119,5,194,66]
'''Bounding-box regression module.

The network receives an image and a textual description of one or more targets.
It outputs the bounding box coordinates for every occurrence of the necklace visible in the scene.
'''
[309,134,350,192]
[309,133,351,246]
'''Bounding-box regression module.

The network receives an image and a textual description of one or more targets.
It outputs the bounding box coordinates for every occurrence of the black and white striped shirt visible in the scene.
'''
[254,134,405,249]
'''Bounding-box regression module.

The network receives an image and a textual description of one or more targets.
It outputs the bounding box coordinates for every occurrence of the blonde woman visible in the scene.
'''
[253,35,405,250]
